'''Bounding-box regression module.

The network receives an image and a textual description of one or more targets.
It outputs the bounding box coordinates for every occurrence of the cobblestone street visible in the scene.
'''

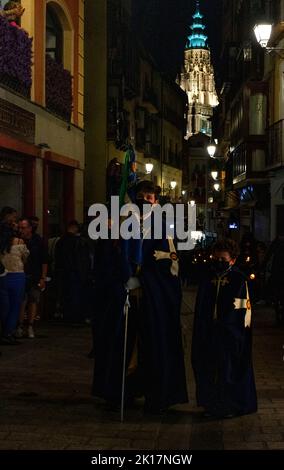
[0,288,283,451]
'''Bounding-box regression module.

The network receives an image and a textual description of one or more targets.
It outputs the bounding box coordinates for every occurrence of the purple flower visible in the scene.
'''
[45,54,73,121]
[0,16,32,96]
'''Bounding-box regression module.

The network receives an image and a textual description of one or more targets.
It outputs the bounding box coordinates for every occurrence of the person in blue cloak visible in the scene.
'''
[125,180,188,413]
[91,149,140,406]
[191,238,257,419]
[92,180,188,414]
[91,234,134,407]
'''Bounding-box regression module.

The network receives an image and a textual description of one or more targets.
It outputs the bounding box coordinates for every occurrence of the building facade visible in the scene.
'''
[0,0,84,237]
[85,0,186,205]
[217,0,271,242]
[179,1,218,138]
[266,0,284,239]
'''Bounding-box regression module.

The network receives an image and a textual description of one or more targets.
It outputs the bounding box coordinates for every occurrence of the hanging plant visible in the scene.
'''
[45,54,73,122]
[0,15,32,97]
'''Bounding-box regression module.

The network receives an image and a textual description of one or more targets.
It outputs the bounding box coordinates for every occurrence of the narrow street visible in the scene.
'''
[0,288,283,451]
[1,0,284,460]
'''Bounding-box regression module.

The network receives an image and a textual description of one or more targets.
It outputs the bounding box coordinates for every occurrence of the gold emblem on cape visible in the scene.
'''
[212,276,230,320]
[211,277,229,287]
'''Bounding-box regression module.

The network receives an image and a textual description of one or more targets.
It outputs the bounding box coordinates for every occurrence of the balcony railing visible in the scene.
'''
[0,16,32,97]
[268,119,284,169]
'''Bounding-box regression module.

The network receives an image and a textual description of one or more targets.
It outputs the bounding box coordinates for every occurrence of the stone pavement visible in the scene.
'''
[0,287,283,451]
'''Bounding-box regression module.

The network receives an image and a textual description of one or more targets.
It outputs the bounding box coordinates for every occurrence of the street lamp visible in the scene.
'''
[145,162,154,174]
[170,181,177,190]
[182,190,186,196]
[205,140,219,230]
[254,23,284,55]
[254,23,272,49]
[213,183,220,192]
[207,143,217,159]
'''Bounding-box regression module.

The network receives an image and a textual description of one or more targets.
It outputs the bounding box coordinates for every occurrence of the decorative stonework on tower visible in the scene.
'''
[179,1,218,138]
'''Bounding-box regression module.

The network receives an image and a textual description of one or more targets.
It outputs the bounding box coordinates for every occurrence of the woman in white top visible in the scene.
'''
[0,222,29,344]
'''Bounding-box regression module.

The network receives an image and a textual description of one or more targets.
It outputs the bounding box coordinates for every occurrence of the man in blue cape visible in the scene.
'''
[92,180,188,413]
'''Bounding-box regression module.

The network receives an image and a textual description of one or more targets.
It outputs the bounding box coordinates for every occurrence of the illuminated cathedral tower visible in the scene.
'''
[179,1,218,138]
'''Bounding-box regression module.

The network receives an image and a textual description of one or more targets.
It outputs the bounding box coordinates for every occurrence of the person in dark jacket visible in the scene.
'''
[192,239,257,419]
[17,218,48,338]
[55,220,90,323]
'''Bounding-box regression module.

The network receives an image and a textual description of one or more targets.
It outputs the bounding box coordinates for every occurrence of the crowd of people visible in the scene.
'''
[0,209,94,346]
[0,189,283,419]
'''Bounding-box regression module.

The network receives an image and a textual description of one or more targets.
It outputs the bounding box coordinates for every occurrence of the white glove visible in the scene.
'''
[126,276,141,290]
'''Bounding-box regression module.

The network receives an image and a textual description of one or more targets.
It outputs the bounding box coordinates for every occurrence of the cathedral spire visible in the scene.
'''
[187,0,208,49]
[178,0,218,138]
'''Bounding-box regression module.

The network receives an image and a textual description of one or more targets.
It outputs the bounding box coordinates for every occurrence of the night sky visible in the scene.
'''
[133,0,222,80]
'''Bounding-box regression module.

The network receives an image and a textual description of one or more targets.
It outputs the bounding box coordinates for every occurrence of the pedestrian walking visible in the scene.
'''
[54,221,90,323]
[0,222,29,344]
[17,218,48,338]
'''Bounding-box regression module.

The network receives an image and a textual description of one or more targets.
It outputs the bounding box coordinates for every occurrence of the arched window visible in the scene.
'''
[46,4,63,63]
[45,1,73,121]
